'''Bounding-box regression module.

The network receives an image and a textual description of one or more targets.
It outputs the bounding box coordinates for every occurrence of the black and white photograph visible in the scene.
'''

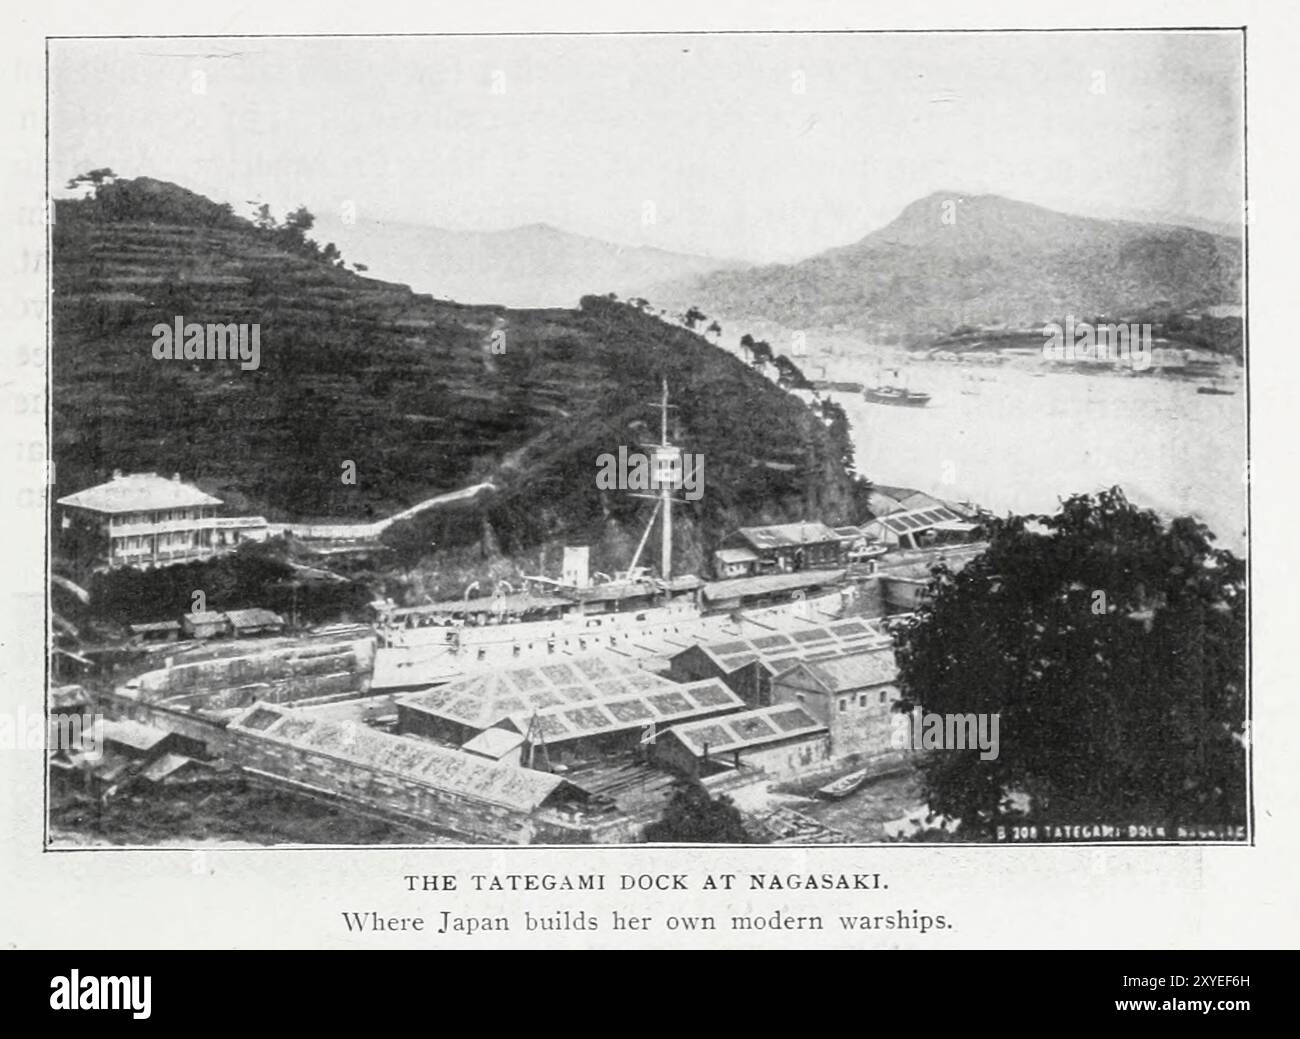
[36,27,1251,853]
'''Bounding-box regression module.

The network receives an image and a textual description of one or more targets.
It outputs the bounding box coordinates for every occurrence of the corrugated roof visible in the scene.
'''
[701,569,845,602]
[734,522,843,550]
[714,547,760,564]
[57,472,222,514]
[681,618,891,675]
[228,703,574,812]
[224,609,284,628]
[868,506,962,536]
[397,655,677,731]
[183,611,228,626]
[506,679,744,743]
[778,648,899,693]
[667,704,826,756]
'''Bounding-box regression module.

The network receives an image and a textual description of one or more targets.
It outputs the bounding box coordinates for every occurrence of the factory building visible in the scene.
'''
[225,703,592,844]
[667,618,893,706]
[653,704,830,780]
[770,648,904,759]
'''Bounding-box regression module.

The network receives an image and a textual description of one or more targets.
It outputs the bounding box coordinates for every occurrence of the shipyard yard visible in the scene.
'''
[48,457,982,845]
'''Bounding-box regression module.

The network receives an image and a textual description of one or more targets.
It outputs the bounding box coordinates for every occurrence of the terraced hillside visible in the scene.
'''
[52,177,863,575]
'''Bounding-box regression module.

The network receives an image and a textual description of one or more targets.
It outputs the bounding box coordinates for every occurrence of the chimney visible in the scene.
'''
[111,469,123,480]
[172,473,181,482]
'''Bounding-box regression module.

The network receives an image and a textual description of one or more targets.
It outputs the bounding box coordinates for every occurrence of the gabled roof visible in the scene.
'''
[224,608,284,629]
[775,648,899,694]
[461,728,527,760]
[677,619,892,675]
[101,718,172,752]
[714,547,760,564]
[397,655,676,731]
[665,704,826,756]
[506,679,744,743]
[57,472,222,514]
[733,522,843,550]
[866,505,964,536]
[228,703,577,813]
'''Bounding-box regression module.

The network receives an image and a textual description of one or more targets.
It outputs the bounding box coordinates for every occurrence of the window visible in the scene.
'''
[839,698,847,713]
[879,690,887,704]
[859,694,867,708]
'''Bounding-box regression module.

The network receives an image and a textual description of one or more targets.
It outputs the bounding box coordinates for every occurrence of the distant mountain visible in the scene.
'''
[310,214,747,309]
[656,193,1243,338]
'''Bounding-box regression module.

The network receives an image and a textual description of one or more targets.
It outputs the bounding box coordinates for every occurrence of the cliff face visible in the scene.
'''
[52,178,860,575]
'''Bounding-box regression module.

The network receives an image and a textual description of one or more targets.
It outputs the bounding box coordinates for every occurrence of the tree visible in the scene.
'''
[773,354,809,387]
[706,320,722,337]
[283,204,315,236]
[643,778,751,843]
[682,306,705,330]
[894,487,1246,837]
[248,202,277,231]
[65,168,118,193]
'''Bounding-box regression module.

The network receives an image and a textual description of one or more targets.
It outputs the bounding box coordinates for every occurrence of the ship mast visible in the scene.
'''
[659,378,672,580]
[627,377,680,581]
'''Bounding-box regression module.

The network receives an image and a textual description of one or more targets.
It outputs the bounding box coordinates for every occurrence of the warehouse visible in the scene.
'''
[723,521,847,573]
[666,618,893,706]
[499,678,746,767]
[225,702,590,843]
[653,704,829,779]
[394,655,678,747]
[770,648,903,758]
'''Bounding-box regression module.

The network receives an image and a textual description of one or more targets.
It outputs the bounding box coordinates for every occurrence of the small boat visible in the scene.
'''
[817,768,871,800]
[863,368,931,407]
[1196,381,1235,396]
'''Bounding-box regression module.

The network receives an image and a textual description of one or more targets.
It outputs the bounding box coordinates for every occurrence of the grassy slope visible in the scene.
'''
[53,178,859,579]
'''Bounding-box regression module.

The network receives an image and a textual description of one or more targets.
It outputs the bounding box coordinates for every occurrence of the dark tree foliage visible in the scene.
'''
[773,354,809,388]
[643,778,751,843]
[88,541,372,625]
[894,487,1246,836]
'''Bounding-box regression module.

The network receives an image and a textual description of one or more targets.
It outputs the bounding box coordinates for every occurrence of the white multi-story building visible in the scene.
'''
[57,471,266,571]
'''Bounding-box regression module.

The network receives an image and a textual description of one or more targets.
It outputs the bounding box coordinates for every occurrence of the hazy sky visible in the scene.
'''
[51,32,1243,262]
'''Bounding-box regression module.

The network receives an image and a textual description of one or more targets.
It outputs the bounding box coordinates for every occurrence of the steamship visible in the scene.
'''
[369,382,856,691]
